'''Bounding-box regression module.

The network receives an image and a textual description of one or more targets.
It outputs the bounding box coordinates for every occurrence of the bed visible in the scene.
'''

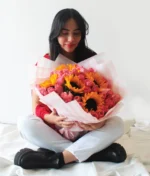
[0,122,149,176]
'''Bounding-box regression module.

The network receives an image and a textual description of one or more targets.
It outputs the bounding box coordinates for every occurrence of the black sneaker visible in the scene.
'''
[86,143,127,163]
[14,148,65,169]
[37,148,56,155]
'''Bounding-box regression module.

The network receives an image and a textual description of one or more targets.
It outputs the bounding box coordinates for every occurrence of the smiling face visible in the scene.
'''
[57,18,82,54]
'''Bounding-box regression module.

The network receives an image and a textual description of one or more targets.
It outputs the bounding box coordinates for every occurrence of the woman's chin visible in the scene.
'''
[64,48,76,53]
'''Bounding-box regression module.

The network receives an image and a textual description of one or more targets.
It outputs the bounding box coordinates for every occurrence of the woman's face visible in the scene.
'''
[57,18,81,53]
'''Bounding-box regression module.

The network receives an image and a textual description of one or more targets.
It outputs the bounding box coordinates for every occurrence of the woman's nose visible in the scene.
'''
[67,34,75,42]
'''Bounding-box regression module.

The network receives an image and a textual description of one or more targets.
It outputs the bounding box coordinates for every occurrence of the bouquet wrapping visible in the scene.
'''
[32,53,125,141]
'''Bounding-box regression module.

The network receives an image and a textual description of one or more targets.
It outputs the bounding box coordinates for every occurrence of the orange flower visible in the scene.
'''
[86,72,109,90]
[55,64,77,71]
[40,73,58,88]
[49,74,58,86]
[67,64,78,71]
[39,80,51,88]
[64,75,85,93]
[55,64,68,71]
[82,92,104,112]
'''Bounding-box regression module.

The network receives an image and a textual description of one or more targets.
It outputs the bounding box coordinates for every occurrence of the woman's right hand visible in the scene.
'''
[44,110,74,129]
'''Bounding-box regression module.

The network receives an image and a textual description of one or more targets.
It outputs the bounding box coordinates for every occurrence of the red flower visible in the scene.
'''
[88,68,94,72]
[113,94,121,104]
[105,98,115,109]
[103,105,109,113]
[98,110,105,119]
[91,111,99,118]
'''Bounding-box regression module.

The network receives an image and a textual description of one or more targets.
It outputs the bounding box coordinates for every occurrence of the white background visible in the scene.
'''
[0,0,150,124]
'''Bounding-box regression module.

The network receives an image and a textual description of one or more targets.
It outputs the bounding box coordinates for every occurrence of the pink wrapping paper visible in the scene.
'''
[32,53,126,141]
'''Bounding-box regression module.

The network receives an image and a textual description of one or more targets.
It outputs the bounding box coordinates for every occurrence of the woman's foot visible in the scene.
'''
[86,143,127,163]
[14,148,65,169]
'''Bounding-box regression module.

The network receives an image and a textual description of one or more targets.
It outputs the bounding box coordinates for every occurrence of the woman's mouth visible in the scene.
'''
[66,44,75,48]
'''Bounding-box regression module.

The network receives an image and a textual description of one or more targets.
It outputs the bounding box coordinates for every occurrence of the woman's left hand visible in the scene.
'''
[78,120,106,131]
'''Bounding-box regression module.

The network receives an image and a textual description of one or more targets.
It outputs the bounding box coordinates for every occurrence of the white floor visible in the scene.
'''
[0,123,149,176]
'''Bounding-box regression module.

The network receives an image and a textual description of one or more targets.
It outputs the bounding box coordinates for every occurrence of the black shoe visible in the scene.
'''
[86,143,127,163]
[37,148,56,156]
[14,148,65,169]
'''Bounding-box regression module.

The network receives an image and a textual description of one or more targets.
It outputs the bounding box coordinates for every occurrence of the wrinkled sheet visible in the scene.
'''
[0,123,149,176]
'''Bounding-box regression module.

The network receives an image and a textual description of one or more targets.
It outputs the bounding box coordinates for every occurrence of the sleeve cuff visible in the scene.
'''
[35,104,51,119]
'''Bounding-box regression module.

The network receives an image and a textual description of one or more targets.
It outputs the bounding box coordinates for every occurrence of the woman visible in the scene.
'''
[14,8,127,169]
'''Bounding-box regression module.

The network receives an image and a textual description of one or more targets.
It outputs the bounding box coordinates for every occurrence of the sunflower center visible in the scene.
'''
[94,80,99,87]
[70,81,80,88]
[85,98,97,111]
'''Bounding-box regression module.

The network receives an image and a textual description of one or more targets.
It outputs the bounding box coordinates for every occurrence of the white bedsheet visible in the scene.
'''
[0,123,149,176]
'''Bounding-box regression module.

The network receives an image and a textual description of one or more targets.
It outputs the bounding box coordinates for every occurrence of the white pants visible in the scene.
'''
[17,115,124,162]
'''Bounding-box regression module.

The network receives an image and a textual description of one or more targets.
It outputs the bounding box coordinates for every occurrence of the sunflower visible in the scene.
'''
[40,73,58,88]
[85,72,109,89]
[49,73,58,85]
[39,80,52,88]
[55,64,77,71]
[55,64,68,71]
[64,75,85,93]
[67,64,78,71]
[82,92,104,112]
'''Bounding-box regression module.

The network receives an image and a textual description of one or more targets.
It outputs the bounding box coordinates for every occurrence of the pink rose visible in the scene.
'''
[57,76,64,85]
[78,101,84,107]
[91,111,99,118]
[106,90,113,98]
[57,70,63,76]
[103,105,109,113]
[84,87,92,93]
[99,89,110,97]
[71,68,78,74]
[74,96,81,102]
[80,67,86,72]
[98,110,105,119]
[60,92,73,102]
[55,84,63,95]
[84,79,93,87]
[77,73,85,80]
[47,87,55,93]
[105,98,115,108]
[39,88,48,96]
[113,94,121,104]
[62,73,68,77]
[63,69,69,74]
[92,85,99,92]
[88,68,94,72]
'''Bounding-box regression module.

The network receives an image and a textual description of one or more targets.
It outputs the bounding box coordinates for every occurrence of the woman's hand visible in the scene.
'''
[44,110,74,129]
[78,120,106,131]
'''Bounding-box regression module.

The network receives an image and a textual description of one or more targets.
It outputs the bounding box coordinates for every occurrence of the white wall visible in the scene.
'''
[0,0,150,124]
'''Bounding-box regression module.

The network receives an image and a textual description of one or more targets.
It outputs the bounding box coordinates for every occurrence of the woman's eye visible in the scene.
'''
[61,33,68,36]
[74,32,81,36]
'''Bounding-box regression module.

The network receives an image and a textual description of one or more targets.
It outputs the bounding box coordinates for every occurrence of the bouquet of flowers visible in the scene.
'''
[33,54,125,141]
